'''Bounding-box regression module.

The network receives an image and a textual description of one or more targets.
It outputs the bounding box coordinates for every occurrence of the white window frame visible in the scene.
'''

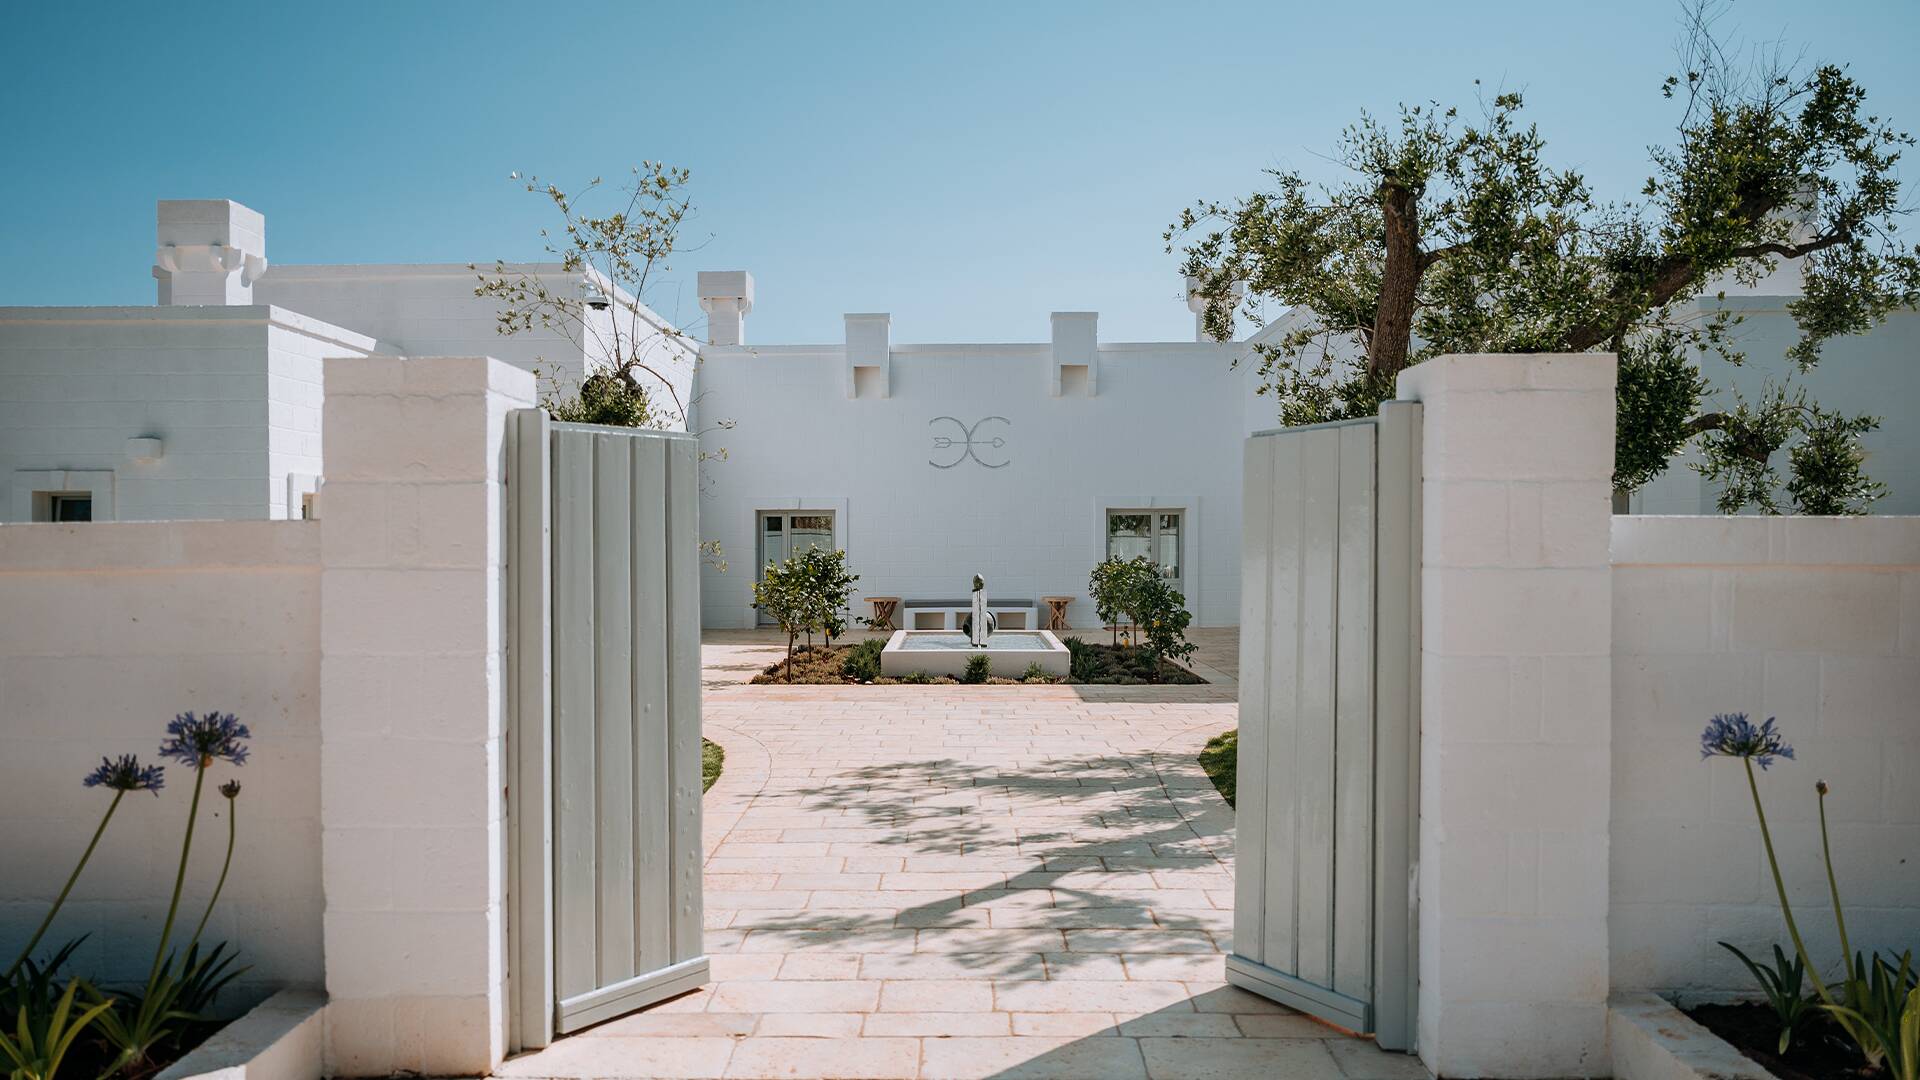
[13,470,115,523]
[746,496,850,627]
[1094,494,1200,619]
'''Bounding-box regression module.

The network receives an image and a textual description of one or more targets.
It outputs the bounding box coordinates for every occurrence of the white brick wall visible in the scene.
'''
[0,307,374,522]
[1610,515,1920,998]
[0,520,322,1007]
[1396,353,1618,1078]
[318,356,533,1077]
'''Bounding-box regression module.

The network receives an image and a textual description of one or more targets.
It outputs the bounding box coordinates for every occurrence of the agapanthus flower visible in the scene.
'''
[1699,713,1794,770]
[160,712,251,769]
[82,754,165,795]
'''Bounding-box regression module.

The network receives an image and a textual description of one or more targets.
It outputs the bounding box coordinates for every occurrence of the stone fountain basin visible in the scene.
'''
[879,629,1071,678]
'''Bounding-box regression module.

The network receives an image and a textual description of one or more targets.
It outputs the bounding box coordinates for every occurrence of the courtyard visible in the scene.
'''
[493,630,1428,1079]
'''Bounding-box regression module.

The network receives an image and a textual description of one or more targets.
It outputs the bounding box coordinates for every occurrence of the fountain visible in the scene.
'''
[879,574,1070,678]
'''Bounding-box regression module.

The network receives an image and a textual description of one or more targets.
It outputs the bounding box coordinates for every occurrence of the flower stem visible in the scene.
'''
[1745,758,1835,1007]
[4,790,124,981]
[147,764,207,988]
[190,796,237,946]
[1816,784,1855,985]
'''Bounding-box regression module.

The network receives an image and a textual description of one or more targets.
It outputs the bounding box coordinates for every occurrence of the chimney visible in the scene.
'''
[1185,274,1245,342]
[844,313,890,398]
[697,270,754,345]
[1050,311,1098,397]
[154,200,267,305]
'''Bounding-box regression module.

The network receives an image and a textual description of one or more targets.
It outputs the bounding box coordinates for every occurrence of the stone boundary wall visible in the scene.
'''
[1610,514,1920,998]
[0,519,324,1006]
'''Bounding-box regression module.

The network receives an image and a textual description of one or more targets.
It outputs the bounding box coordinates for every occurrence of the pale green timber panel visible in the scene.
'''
[552,427,598,1004]
[631,435,671,976]
[1231,412,1413,1043]
[665,436,705,964]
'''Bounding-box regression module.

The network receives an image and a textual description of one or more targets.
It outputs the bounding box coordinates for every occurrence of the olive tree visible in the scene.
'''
[1172,5,1917,514]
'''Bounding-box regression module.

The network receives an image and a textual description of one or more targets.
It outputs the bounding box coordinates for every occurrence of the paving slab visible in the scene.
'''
[492,633,1431,1080]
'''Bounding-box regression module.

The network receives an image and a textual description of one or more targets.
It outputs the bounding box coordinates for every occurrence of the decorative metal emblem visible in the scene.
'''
[929,416,1011,469]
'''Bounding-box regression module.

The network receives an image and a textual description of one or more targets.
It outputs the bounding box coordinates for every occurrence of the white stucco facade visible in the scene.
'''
[692,303,1264,629]
[0,199,694,525]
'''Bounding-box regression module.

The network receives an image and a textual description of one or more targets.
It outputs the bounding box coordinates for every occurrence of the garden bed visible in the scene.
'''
[749,640,1206,686]
[1684,1001,1877,1080]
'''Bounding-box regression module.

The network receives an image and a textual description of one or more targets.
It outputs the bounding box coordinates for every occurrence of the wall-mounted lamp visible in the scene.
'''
[125,436,165,464]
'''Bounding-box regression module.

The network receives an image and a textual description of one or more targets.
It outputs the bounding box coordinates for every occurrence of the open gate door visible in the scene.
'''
[508,410,709,1051]
[1230,402,1420,1050]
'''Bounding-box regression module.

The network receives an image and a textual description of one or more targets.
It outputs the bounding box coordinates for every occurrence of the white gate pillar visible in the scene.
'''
[318,356,535,1076]
[1394,353,1615,1078]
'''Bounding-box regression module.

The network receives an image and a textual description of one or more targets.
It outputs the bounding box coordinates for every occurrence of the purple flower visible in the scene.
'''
[159,712,251,770]
[1700,713,1795,770]
[83,754,165,795]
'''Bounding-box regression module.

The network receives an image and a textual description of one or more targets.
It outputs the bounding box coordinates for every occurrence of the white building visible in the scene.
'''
[0,199,694,524]
[3,197,1915,628]
[689,279,1262,629]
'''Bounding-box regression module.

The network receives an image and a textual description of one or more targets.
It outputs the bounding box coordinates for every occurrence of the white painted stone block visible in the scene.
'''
[1396,353,1616,1078]
[318,355,530,1076]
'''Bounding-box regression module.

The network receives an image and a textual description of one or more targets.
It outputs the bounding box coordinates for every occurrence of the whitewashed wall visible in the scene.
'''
[0,307,375,522]
[0,520,323,1008]
[695,337,1256,628]
[256,264,697,424]
[1629,305,1920,516]
[1610,515,1920,997]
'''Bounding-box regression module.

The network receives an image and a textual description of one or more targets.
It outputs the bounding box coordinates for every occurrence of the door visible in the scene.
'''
[1230,402,1420,1050]
[754,511,835,625]
[507,410,709,1050]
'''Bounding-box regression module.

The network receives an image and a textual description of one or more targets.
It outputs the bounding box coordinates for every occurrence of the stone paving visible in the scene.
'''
[496,632,1430,1080]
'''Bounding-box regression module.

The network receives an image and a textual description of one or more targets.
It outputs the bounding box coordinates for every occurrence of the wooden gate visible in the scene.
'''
[1230,402,1420,1050]
[507,410,708,1050]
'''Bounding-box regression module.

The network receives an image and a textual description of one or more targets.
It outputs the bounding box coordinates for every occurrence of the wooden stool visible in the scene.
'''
[867,596,900,632]
[1041,596,1074,631]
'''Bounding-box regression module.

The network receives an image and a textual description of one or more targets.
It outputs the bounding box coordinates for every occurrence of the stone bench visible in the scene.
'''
[900,597,1037,631]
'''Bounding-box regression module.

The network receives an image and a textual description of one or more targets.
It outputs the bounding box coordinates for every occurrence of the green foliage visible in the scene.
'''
[1062,637,1097,682]
[901,670,933,685]
[841,639,886,682]
[702,738,724,793]
[0,977,113,1080]
[961,655,991,684]
[1787,405,1886,515]
[1021,661,1051,683]
[547,372,654,428]
[1171,5,1918,513]
[1199,730,1238,808]
[1718,941,1818,1054]
[474,163,697,427]
[1826,951,1920,1077]
[1088,556,1160,645]
[1130,574,1196,680]
[751,548,860,681]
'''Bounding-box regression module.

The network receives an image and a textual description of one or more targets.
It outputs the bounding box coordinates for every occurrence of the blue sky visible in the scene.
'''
[3,0,1917,344]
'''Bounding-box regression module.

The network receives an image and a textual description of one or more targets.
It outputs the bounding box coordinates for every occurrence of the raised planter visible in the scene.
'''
[154,988,326,1080]
[879,629,1070,678]
[1608,992,1779,1080]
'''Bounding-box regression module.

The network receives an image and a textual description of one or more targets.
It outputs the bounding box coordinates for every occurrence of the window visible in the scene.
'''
[1107,509,1182,590]
[756,511,836,624]
[45,493,92,522]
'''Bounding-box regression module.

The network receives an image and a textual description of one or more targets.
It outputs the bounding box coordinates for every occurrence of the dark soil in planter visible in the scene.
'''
[63,1018,223,1080]
[1686,1002,1878,1080]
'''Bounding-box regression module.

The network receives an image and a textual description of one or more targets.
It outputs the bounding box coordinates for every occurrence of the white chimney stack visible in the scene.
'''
[154,200,267,306]
[697,270,755,346]
[1185,274,1244,342]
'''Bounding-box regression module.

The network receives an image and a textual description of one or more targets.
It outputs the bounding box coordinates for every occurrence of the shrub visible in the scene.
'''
[1021,662,1051,683]
[1088,556,1158,646]
[1062,636,1097,681]
[961,655,991,684]
[902,670,932,685]
[842,639,885,682]
[1131,574,1197,680]
[547,372,655,428]
[752,548,860,681]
